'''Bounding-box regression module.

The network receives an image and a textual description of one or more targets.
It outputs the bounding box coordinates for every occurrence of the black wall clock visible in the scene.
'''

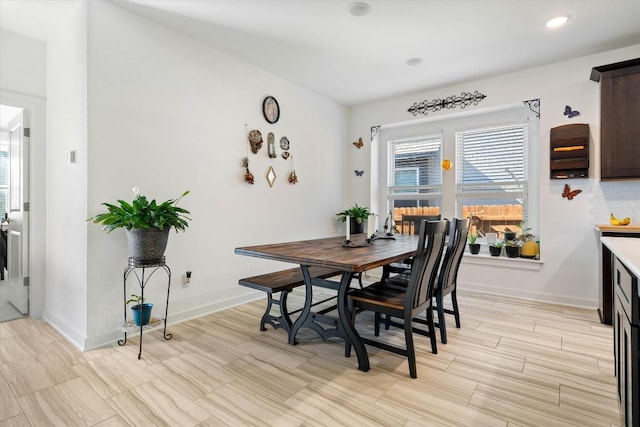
[262,96,280,124]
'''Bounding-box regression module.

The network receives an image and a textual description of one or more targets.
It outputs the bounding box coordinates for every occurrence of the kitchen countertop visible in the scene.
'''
[601,236,640,281]
[595,224,640,233]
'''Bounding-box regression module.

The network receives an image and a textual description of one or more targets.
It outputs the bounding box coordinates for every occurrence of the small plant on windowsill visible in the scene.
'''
[505,239,521,258]
[468,232,481,255]
[489,241,504,257]
[516,222,539,259]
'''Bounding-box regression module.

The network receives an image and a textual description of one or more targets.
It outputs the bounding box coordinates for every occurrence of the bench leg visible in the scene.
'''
[260,290,293,333]
[259,292,274,331]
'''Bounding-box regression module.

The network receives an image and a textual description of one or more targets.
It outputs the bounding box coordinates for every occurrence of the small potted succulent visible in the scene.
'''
[503,227,517,242]
[468,232,481,254]
[336,203,370,234]
[489,241,504,257]
[505,239,521,258]
[126,294,153,326]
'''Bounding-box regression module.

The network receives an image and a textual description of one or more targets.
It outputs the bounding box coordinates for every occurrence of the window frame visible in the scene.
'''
[377,103,539,252]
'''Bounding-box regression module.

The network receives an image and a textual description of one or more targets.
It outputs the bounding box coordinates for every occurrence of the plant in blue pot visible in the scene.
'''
[126,294,153,326]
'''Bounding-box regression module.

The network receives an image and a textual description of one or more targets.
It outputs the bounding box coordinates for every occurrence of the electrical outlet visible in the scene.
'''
[183,271,192,286]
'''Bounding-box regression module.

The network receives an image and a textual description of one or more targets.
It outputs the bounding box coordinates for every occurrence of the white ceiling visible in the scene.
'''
[1,0,639,106]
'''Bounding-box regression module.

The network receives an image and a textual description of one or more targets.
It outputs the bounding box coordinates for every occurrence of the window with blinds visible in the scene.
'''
[456,124,527,200]
[387,135,442,208]
[381,103,536,244]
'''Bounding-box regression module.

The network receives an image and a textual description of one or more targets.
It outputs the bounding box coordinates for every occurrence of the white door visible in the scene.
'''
[7,110,29,314]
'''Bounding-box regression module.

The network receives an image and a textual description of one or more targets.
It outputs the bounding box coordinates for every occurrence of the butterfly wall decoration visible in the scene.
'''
[353,137,363,149]
[562,184,581,200]
[563,105,580,118]
[354,170,364,177]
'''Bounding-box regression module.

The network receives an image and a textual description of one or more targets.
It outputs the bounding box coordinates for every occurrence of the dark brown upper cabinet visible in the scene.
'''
[591,58,640,180]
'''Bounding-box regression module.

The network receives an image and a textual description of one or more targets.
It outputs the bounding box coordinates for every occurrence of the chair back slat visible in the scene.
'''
[437,218,470,296]
[406,220,447,309]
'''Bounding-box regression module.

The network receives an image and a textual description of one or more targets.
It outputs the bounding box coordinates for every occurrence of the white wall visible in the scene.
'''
[82,1,348,348]
[0,29,46,98]
[43,0,88,345]
[0,29,47,320]
[350,44,640,308]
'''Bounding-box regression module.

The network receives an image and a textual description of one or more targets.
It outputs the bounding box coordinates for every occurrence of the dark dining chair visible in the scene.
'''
[433,217,469,344]
[380,214,441,282]
[382,218,469,344]
[346,219,448,378]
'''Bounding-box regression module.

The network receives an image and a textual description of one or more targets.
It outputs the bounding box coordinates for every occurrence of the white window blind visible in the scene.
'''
[388,135,442,201]
[456,124,527,199]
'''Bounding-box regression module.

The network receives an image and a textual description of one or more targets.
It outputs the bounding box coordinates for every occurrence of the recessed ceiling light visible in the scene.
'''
[349,2,372,17]
[406,57,423,66]
[546,15,569,28]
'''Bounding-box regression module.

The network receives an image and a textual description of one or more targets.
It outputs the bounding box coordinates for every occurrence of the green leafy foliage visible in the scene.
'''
[336,203,370,224]
[126,294,144,306]
[90,190,191,232]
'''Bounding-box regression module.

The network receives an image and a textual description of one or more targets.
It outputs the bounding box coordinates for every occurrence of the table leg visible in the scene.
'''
[337,272,370,372]
[288,266,314,345]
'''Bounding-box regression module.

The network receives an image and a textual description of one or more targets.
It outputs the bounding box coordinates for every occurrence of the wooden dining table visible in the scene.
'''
[234,233,419,372]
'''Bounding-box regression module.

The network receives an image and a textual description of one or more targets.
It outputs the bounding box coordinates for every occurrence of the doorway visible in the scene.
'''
[0,104,28,322]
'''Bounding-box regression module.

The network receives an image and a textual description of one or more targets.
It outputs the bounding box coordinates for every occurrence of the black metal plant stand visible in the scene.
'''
[118,257,172,359]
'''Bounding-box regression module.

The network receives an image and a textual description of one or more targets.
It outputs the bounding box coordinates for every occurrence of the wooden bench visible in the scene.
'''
[239,266,344,334]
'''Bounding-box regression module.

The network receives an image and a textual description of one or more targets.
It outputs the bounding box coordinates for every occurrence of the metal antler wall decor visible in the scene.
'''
[407,91,486,116]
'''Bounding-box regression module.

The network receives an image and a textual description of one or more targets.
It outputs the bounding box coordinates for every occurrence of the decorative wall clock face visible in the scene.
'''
[262,96,280,124]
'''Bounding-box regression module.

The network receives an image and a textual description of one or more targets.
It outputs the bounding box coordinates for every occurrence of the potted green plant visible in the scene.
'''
[489,241,503,257]
[505,239,521,258]
[468,232,481,254]
[89,187,191,262]
[126,294,153,326]
[503,227,517,242]
[517,224,539,259]
[336,203,370,234]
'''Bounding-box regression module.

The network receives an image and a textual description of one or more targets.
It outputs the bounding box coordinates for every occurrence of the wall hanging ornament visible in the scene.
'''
[267,132,276,158]
[523,99,540,118]
[248,129,263,154]
[441,129,451,170]
[241,157,255,184]
[288,155,298,184]
[561,183,581,200]
[370,125,380,142]
[353,137,363,149]
[266,166,276,187]
[563,105,580,118]
[407,90,486,116]
[262,96,280,124]
[354,170,364,177]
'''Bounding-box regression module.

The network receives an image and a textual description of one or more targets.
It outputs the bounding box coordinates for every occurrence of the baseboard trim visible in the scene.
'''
[458,280,597,309]
[82,292,260,351]
[42,310,86,352]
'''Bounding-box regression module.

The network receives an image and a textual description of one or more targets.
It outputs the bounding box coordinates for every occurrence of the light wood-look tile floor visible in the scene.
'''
[0,289,621,426]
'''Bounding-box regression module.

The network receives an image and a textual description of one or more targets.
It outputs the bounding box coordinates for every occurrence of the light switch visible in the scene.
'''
[67,150,76,164]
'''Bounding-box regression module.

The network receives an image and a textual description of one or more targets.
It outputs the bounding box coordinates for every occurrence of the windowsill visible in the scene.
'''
[461,251,544,271]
